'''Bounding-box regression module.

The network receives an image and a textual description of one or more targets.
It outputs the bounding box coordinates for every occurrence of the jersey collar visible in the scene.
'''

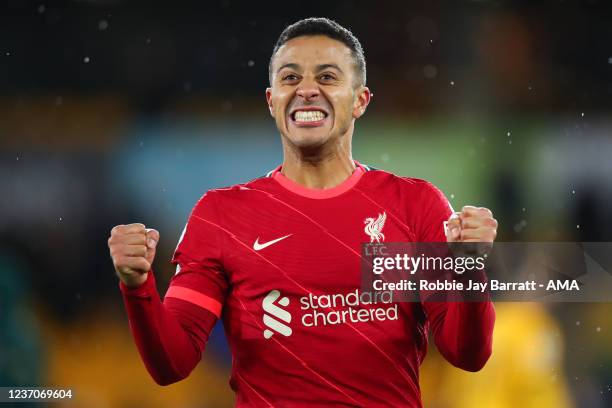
[270,161,365,199]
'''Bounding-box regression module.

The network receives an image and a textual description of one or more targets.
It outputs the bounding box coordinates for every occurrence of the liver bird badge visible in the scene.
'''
[364,212,386,243]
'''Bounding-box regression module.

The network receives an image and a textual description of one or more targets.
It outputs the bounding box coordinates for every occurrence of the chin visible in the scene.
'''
[287,131,331,150]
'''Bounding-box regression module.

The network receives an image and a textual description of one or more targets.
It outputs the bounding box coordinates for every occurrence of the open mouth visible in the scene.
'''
[289,108,329,127]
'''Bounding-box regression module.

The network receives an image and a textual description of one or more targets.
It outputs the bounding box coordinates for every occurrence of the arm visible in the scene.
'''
[422,286,495,371]
[109,193,226,385]
[120,271,219,385]
[416,182,497,371]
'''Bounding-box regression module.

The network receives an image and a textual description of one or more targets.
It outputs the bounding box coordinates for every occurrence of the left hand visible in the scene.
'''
[445,206,498,244]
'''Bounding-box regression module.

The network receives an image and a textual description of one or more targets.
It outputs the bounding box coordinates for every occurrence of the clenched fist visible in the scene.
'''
[445,206,497,258]
[445,206,498,243]
[108,223,159,288]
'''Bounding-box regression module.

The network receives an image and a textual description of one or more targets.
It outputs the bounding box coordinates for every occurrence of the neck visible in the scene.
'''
[280,132,355,189]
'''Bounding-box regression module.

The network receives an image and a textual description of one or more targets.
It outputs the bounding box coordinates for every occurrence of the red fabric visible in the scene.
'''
[165,285,223,318]
[121,166,495,407]
[120,273,218,385]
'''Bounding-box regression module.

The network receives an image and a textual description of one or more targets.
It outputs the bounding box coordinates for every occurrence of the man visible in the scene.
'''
[108,18,496,407]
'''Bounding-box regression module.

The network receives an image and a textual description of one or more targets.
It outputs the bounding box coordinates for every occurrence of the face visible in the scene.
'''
[266,35,371,149]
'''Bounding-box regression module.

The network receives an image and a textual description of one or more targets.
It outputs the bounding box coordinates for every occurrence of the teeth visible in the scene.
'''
[294,110,325,122]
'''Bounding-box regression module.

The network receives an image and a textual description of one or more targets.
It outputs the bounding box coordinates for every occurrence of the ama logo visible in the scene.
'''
[262,290,292,339]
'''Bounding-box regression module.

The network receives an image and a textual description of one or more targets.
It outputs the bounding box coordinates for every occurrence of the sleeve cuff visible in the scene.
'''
[119,270,156,298]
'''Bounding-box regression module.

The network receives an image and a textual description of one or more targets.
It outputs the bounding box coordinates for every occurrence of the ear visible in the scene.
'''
[352,86,372,119]
[265,87,275,118]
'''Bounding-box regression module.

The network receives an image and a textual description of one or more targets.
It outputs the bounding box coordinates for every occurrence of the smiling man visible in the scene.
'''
[108,18,496,407]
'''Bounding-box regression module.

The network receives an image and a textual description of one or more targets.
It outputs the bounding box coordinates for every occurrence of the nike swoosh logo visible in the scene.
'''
[253,234,292,251]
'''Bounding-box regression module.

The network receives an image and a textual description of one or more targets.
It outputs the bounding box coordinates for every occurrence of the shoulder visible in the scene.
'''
[192,173,276,210]
[361,165,446,200]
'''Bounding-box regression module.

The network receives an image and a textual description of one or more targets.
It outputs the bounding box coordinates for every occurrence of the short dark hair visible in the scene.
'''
[269,17,366,87]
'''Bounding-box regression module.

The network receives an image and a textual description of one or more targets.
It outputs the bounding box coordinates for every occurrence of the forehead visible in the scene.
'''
[273,35,354,70]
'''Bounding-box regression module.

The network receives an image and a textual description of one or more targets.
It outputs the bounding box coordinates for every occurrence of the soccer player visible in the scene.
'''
[108,18,497,407]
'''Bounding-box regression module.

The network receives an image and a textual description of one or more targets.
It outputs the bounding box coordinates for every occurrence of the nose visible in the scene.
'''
[296,78,320,101]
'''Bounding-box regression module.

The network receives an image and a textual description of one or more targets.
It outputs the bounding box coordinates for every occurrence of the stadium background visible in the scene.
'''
[1,0,611,406]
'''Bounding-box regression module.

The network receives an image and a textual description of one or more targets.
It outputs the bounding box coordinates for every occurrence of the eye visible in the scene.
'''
[281,73,299,81]
[319,73,337,81]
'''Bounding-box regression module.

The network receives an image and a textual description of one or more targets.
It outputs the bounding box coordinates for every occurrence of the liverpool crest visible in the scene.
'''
[364,212,386,243]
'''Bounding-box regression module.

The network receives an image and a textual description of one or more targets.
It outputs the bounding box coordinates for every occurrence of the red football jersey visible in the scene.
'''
[121,162,495,407]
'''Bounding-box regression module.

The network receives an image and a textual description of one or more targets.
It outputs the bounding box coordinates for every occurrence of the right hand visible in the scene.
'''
[108,223,159,288]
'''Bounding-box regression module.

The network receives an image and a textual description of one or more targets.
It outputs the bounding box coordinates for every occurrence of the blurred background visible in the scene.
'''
[1,0,611,407]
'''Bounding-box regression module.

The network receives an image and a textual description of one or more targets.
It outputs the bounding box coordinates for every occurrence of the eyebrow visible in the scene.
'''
[276,63,344,74]
[276,63,300,73]
[316,64,343,73]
